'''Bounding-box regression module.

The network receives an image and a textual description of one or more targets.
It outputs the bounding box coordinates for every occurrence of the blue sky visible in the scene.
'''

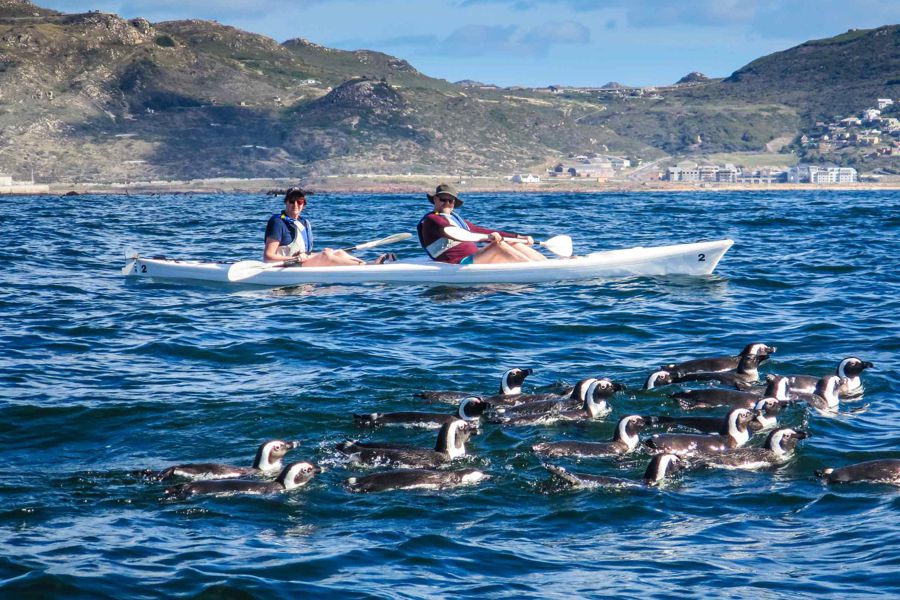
[40,1,900,87]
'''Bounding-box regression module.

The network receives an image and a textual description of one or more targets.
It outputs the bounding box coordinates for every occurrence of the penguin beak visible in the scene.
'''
[287,441,300,449]
[794,430,809,440]
[612,382,627,392]
[863,361,874,369]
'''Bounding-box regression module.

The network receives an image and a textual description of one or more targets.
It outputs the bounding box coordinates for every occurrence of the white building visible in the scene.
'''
[787,165,857,184]
[0,175,11,186]
[877,98,894,110]
[512,174,541,183]
[863,108,882,122]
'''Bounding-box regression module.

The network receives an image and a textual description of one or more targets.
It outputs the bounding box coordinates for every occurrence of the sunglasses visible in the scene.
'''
[437,196,456,203]
[287,198,306,205]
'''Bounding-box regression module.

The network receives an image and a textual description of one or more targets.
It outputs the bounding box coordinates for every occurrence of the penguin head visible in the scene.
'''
[278,461,321,490]
[644,453,682,483]
[765,428,808,455]
[570,377,598,401]
[644,370,673,390]
[617,415,648,449]
[584,379,614,417]
[458,396,488,421]
[254,440,300,471]
[438,419,474,457]
[838,357,873,379]
[764,375,791,401]
[741,342,777,358]
[500,367,533,395]
[724,408,755,444]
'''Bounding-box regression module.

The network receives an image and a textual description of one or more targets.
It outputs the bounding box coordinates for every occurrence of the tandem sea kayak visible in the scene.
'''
[123,239,734,286]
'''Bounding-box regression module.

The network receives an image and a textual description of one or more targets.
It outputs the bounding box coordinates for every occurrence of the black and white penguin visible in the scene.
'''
[336,419,474,468]
[496,378,617,426]
[816,459,900,484]
[698,428,808,470]
[532,415,648,457]
[353,397,488,429]
[414,368,533,404]
[807,375,843,414]
[669,354,766,390]
[545,453,682,488]
[643,370,675,390]
[345,468,489,493]
[671,375,790,410]
[786,357,874,398]
[488,377,623,423]
[643,408,757,456]
[144,440,299,481]
[660,343,776,377]
[164,461,320,499]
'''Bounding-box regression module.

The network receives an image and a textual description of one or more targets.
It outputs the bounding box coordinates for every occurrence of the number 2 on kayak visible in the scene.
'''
[698,253,706,262]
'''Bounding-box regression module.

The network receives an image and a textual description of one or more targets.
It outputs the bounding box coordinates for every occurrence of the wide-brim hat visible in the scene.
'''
[427,183,463,208]
[284,186,314,201]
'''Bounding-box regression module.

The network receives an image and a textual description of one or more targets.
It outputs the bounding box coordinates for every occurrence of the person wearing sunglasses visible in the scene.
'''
[264,187,394,266]
[263,187,396,267]
[416,183,546,265]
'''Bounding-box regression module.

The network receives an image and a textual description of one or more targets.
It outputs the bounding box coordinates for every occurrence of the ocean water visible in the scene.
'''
[1,190,898,598]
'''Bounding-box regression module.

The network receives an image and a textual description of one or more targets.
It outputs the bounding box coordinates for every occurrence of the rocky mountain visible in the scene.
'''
[0,1,896,181]
[675,72,709,85]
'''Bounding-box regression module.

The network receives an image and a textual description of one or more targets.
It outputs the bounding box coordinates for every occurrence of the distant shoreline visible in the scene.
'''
[4,176,897,195]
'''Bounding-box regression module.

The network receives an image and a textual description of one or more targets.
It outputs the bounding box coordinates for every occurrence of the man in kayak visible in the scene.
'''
[264,187,394,266]
[417,183,546,265]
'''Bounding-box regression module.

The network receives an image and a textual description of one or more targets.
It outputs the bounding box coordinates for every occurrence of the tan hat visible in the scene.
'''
[427,183,463,208]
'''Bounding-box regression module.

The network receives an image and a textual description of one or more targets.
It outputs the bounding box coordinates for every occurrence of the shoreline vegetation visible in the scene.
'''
[19,175,900,195]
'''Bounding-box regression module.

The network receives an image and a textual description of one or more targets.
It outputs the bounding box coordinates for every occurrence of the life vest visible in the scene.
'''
[276,214,313,256]
[417,211,469,259]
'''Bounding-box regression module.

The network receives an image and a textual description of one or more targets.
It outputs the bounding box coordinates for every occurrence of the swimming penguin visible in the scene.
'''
[807,375,843,414]
[345,468,489,493]
[671,375,790,410]
[660,343,777,377]
[668,354,766,390]
[494,378,616,426]
[335,419,474,468]
[644,370,675,390]
[786,357,874,398]
[414,368,533,404]
[643,408,757,456]
[144,440,299,481]
[816,459,900,484]
[698,428,808,470]
[645,397,786,435]
[487,377,622,423]
[545,453,682,488]
[532,415,648,457]
[164,461,320,499]
[353,397,488,429]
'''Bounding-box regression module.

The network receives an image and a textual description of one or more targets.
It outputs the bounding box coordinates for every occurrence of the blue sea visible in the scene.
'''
[1,191,898,598]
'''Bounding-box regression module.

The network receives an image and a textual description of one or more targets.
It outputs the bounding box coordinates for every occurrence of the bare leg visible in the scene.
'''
[507,241,548,261]
[472,241,537,264]
[301,248,365,267]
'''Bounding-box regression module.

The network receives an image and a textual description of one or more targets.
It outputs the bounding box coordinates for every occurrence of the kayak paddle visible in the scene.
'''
[226,232,413,282]
[443,226,573,258]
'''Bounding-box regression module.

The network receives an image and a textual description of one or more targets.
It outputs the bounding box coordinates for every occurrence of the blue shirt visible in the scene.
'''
[265,213,313,252]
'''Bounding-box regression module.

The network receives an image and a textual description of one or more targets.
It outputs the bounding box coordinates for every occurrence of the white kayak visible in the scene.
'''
[123,239,734,286]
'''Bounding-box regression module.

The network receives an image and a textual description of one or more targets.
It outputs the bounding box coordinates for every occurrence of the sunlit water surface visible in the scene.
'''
[1,191,898,598]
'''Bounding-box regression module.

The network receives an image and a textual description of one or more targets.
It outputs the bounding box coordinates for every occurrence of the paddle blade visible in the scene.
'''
[227,260,270,282]
[541,235,573,258]
[351,232,413,251]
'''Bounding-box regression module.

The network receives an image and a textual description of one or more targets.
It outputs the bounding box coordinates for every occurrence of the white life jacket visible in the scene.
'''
[419,212,469,259]
[276,216,314,257]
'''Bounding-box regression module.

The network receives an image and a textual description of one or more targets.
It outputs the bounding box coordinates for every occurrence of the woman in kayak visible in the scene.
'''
[417,183,546,265]
[264,187,394,266]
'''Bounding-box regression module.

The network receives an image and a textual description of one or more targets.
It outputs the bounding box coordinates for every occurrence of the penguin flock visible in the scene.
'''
[141,344,897,499]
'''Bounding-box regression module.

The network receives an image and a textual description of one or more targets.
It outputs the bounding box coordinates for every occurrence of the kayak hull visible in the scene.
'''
[124,239,734,286]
